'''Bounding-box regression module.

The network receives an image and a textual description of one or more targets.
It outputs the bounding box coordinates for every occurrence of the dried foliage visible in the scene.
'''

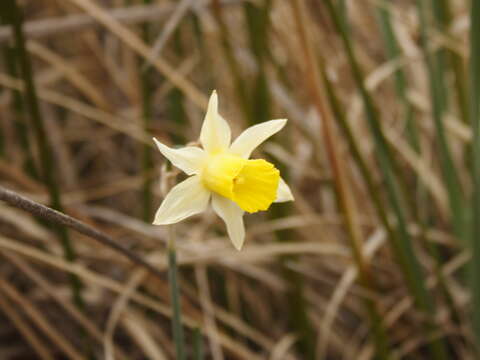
[0,0,476,359]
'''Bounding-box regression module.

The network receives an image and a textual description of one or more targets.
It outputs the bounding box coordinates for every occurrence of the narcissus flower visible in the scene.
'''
[153,91,294,250]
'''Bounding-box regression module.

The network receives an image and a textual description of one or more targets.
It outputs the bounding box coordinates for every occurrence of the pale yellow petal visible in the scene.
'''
[275,177,294,203]
[153,175,210,225]
[212,194,245,250]
[199,91,231,153]
[229,119,287,158]
[153,138,206,175]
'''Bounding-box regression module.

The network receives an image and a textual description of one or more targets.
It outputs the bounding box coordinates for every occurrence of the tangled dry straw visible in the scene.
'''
[0,0,477,359]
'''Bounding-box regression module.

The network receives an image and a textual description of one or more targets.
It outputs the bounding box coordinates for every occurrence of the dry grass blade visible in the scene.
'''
[0,73,152,144]
[122,313,168,360]
[67,0,208,109]
[104,269,147,360]
[26,41,110,110]
[143,0,196,70]
[317,230,386,358]
[0,278,86,360]
[195,265,224,360]
[0,0,473,358]
[0,292,55,360]
[0,236,276,359]
[0,3,175,43]
[291,0,390,357]
[2,253,129,360]
[270,334,298,360]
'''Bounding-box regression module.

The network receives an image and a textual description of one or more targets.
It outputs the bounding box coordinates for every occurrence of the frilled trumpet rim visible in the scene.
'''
[201,154,280,213]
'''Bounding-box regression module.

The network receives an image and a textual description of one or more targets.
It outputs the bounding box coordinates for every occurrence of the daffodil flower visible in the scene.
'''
[153,91,294,250]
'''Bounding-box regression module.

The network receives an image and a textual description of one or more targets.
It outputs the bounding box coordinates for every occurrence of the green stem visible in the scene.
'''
[168,226,186,360]
[244,0,272,125]
[211,0,251,122]
[193,326,204,360]
[469,0,480,353]
[375,4,419,151]
[432,0,469,125]
[337,0,349,35]
[166,30,188,145]
[415,0,466,244]
[3,44,38,177]
[140,0,153,222]
[322,68,393,252]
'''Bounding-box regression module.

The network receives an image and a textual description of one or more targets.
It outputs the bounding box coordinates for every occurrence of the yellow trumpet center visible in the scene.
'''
[202,153,280,213]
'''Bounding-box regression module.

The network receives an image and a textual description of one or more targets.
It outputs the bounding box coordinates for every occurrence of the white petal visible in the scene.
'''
[199,91,231,153]
[153,175,210,225]
[212,194,245,250]
[153,138,206,175]
[229,119,287,158]
[275,177,294,203]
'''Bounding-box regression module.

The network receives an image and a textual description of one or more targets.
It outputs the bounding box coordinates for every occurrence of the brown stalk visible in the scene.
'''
[0,185,165,280]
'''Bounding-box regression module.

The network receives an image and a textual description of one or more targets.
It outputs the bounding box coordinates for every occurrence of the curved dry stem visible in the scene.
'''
[0,185,164,280]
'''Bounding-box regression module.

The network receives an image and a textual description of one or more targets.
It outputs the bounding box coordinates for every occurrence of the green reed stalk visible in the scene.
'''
[432,0,469,125]
[271,151,316,358]
[243,6,316,354]
[140,0,154,222]
[270,73,315,360]
[278,240,316,359]
[1,21,38,177]
[416,6,469,333]
[2,0,84,310]
[324,0,448,357]
[270,136,315,359]
[374,2,425,224]
[244,3,316,356]
[322,67,394,247]
[337,0,349,35]
[211,0,251,122]
[375,3,419,150]
[469,0,480,352]
[327,27,461,334]
[244,0,272,124]
[193,326,204,360]
[190,13,216,93]
[292,1,390,358]
[0,47,4,157]
[166,30,188,145]
[167,226,186,360]
[415,0,467,244]
[374,0,461,328]
[0,121,3,158]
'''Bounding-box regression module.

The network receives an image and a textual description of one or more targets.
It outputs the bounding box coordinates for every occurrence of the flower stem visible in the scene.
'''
[193,326,204,360]
[167,226,186,360]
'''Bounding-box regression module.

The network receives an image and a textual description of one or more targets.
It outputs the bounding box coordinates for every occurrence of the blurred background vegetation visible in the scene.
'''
[0,0,479,358]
